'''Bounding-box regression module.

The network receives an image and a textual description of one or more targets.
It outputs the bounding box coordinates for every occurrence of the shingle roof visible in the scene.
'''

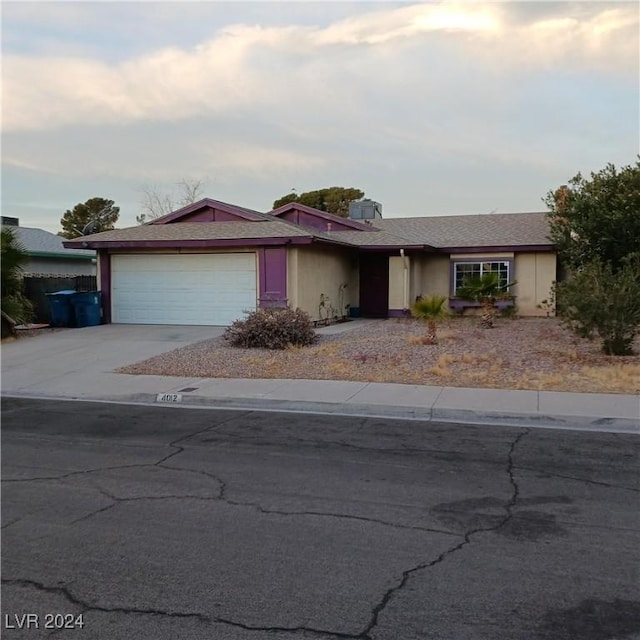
[65,220,313,245]
[9,226,95,258]
[317,227,424,247]
[65,210,553,251]
[372,212,551,248]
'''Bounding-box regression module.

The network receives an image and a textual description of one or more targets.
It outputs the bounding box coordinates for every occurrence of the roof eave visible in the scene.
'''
[28,250,95,260]
[356,243,433,251]
[436,243,556,253]
[65,237,316,250]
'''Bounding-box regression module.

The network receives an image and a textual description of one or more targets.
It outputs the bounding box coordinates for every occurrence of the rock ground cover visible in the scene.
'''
[118,318,640,394]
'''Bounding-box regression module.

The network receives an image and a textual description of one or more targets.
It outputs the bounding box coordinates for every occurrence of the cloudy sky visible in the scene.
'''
[2,1,638,234]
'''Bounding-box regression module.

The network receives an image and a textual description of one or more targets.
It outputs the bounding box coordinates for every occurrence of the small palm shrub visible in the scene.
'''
[456,272,516,328]
[411,295,448,344]
[1,227,33,325]
[223,307,317,350]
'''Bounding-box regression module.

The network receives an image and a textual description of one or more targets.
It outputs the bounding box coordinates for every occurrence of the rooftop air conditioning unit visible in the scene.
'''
[348,199,382,220]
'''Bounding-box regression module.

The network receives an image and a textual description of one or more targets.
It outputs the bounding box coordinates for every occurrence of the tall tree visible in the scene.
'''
[545,159,640,273]
[545,159,640,355]
[137,178,206,224]
[272,187,365,218]
[59,198,119,239]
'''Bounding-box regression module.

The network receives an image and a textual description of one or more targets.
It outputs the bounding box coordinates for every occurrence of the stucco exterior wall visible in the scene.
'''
[293,246,356,321]
[413,255,451,300]
[514,252,557,316]
[388,256,410,311]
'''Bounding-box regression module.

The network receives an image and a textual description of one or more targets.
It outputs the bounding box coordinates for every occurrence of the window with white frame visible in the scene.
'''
[453,261,511,296]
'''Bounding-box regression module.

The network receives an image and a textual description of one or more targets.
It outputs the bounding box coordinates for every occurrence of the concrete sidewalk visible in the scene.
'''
[1,324,638,433]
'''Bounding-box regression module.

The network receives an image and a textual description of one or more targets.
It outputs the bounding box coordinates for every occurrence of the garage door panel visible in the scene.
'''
[111,254,257,325]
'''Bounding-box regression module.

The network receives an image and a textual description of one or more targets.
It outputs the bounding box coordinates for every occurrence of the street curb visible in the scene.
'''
[4,392,637,434]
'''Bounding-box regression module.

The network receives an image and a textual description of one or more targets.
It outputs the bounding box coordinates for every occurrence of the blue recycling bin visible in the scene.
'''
[71,291,102,328]
[46,290,76,327]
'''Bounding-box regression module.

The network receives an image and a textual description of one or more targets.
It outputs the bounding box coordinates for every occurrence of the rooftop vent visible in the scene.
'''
[348,199,382,220]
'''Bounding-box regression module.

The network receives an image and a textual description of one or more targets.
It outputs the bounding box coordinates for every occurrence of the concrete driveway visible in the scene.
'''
[1,325,222,399]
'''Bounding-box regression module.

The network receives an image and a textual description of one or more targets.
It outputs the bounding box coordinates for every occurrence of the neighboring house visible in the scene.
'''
[2,218,96,276]
[63,199,555,326]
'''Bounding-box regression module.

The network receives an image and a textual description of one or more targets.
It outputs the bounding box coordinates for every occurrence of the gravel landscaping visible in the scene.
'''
[118,317,640,394]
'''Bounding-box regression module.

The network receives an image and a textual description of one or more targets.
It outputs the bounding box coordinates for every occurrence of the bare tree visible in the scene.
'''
[136,178,206,224]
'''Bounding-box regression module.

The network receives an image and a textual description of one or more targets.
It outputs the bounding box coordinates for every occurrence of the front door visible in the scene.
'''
[359,253,389,317]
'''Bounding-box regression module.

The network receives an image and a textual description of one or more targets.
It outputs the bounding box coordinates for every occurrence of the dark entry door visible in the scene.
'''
[359,254,389,317]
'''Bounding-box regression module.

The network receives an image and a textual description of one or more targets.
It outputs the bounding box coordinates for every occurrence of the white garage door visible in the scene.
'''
[111,253,257,325]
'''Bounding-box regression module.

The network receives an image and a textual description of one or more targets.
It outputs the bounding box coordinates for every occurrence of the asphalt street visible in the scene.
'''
[1,398,639,640]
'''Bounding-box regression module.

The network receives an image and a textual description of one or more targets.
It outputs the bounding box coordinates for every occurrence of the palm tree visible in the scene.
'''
[1,227,33,325]
[411,295,448,344]
[456,272,516,328]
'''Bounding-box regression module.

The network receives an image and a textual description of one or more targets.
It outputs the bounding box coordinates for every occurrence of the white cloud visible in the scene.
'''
[3,3,636,133]
[2,2,637,232]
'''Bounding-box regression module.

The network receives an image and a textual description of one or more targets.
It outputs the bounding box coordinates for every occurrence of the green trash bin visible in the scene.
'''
[71,292,102,328]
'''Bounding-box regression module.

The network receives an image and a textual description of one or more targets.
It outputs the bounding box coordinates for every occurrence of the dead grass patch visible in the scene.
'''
[118,318,640,394]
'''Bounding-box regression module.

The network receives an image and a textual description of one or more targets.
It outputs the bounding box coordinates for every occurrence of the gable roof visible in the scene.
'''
[150,198,272,224]
[9,226,95,259]
[270,202,374,232]
[64,196,553,252]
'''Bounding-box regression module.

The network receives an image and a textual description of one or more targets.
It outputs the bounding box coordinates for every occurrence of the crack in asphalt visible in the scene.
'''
[157,463,228,497]
[3,417,533,640]
[1,579,358,639]
[2,463,156,484]
[152,410,255,466]
[200,429,490,460]
[71,476,460,539]
[355,429,530,639]
[516,466,640,493]
[1,517,23,530]
[66,428,529,638]
[2,412,252,485]
[224,499,460,537]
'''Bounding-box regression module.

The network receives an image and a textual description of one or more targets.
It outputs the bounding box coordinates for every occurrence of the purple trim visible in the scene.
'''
[258,247,288,308]
[270,202,374,231]
[150,198,266,224]
[357,244,431,252]
[438,244,554,253]
[99,251,111,323]
[177,208,248,223]
[71,237,314,250]
[388,308,411,317]
[449,298,515,314]
[276,208,361,233]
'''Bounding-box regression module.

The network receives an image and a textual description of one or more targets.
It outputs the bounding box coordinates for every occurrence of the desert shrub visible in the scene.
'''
[223,307,317,350]
[556,254,640,356]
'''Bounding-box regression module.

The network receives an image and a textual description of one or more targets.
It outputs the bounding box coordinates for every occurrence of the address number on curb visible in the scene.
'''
[156,393,183,403]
